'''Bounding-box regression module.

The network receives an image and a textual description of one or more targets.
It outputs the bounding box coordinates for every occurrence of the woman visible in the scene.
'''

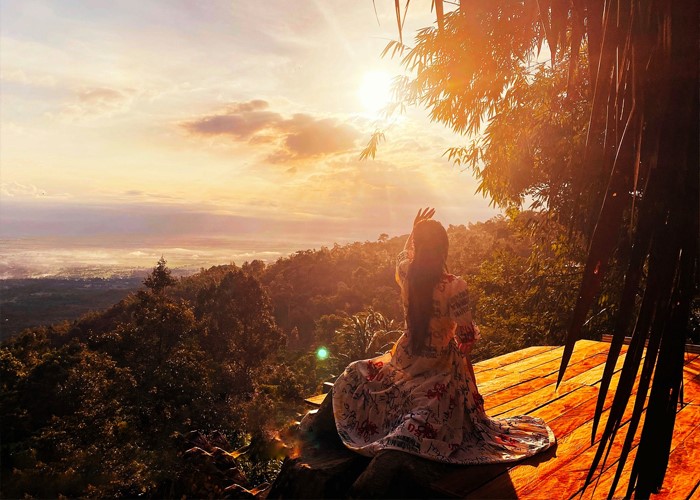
[332,208,554,464]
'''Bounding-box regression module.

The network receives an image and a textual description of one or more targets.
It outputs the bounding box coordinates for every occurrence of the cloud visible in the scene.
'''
[184,102,282,139]
[78,87,128,104]
[121,189,180,201]
[0,181,70,199]
[228,100,269,113]
[181,100,360,159]
[276,114,360,159]
[58,86,136,120]
[2,68,58,88]
[1,182,42,198]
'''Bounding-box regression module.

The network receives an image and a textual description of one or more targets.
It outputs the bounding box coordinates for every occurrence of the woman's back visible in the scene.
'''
[396,251,479,355]
[331,209,554,464]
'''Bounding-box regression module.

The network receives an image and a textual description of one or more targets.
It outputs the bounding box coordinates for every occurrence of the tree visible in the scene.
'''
[378,1,697,496]
[144,256,176,294]
[196,269,282,391]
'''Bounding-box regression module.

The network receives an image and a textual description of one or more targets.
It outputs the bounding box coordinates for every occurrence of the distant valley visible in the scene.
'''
[0,277,145,340]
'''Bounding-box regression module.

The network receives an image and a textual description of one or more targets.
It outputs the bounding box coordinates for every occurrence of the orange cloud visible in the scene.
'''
[55,86,137,120]
[78,87,129,104]
[181,100,360,159]
[182,100,281,139]
[275,113,359,160]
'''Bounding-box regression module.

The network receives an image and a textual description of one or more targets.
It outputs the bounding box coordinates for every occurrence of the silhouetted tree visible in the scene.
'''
[143,256,176,294]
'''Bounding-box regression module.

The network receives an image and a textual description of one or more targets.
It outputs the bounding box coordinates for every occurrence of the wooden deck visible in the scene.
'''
[436,340,700,499]
[304,340,700,498]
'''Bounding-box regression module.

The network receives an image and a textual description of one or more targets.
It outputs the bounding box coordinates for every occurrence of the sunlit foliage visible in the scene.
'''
[1,218,623,496]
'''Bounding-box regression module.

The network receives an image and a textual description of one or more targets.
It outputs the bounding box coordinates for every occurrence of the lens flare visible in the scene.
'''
[316,346,329,360]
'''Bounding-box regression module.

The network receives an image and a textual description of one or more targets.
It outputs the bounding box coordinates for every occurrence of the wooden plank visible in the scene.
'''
[482,374,558,411]
[454,359,647,498]
[601,334,700,355]
[432,385,600,498]
[516,411,647,499]
[470,367,512,384]
[478,341,612,399]
[684,352,700,365]
[584,432,642,500]
[458,414,607,498]
[489,353,697,499]
[684,360,700,379]
[580,404,700,500]
[485,347,631,414]
[305,393,327,407]
[507,389,650,500]
[681,373,700,405]
[573,355,700,499]
[490,353,611,417]
[427,364,606,498]
[473,345,558,372]
[525,385,600,431]
[434,384,609,498]
[557,348,638,393]
[301,341,697,499]
[651,419,700,499]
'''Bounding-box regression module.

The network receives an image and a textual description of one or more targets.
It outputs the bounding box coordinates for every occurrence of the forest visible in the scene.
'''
[1,212,625,498]
[2,0,697,496]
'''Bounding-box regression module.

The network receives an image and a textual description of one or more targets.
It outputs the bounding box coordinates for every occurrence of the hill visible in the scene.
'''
[1,214,618,498]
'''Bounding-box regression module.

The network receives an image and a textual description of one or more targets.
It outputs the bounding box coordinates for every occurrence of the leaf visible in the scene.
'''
[359,131,386,160]
[395,0,403,45]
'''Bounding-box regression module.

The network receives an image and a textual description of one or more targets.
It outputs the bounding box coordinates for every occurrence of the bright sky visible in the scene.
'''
[0,0,499,277]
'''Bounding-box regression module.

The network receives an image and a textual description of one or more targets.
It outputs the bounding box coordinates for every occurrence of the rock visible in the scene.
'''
[267,393,370,498]
[267,451,370,499]
[350,450,456,498]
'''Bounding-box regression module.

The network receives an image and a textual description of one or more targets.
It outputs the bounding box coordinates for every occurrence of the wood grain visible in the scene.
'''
[301,341,700,498]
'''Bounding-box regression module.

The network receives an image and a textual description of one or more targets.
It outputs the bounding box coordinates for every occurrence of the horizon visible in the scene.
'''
[0,213,494,279]
[1,1,500,278]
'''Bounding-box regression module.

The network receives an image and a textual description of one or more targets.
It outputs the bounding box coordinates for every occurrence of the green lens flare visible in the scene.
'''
[316,347,329,360]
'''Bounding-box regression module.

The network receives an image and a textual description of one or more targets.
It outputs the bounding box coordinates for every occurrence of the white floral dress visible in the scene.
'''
[332,251,555,464]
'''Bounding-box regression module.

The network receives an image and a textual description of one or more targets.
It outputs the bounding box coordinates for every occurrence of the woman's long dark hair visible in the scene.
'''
[406,220,449,355]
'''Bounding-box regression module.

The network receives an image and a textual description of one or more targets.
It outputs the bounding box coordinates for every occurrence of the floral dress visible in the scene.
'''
[332,251,555,464]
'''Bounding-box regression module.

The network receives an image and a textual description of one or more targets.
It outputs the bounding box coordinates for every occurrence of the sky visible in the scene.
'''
[0,0,500,278]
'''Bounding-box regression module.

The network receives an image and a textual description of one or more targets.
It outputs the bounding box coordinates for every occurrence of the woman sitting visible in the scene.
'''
[332,208,555,464]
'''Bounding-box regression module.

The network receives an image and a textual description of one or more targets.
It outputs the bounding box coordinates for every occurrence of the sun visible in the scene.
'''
[357,71,393,114]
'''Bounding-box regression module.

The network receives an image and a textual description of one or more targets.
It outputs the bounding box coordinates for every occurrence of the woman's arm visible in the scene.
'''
[403,207,435,253]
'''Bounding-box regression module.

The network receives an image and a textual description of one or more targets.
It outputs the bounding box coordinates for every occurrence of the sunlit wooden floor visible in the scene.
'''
[303,340,699,498]
[432,340,700,499]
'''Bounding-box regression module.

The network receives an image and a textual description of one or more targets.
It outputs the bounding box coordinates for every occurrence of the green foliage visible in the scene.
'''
[447,58,597,235]
[0,219,621,497]
[467,212,624,362]
[0,258,288,498]
[389,4,542,137]
[143,256,177,294]
[196,269,282,378]
[380,5,600,240]
[259,240,406,347]
[335,309,402,365]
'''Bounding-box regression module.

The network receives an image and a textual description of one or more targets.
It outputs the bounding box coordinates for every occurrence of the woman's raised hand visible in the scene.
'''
[413,207,435,227]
